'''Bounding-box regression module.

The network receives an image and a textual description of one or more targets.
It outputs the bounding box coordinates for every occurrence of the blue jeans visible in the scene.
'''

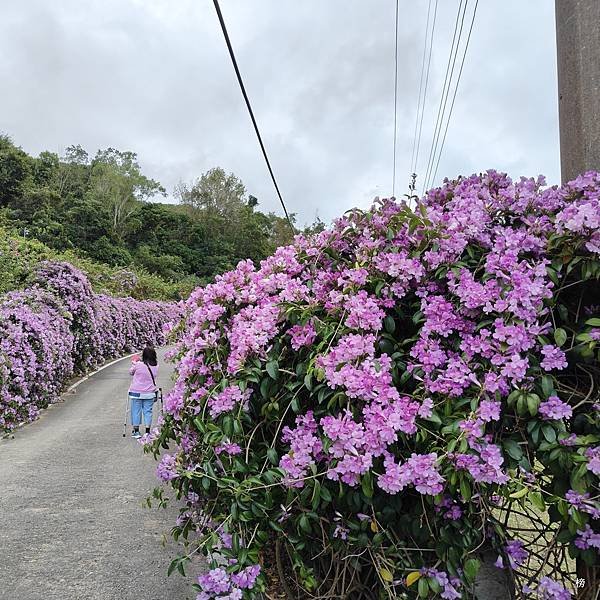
[130,395,154,427]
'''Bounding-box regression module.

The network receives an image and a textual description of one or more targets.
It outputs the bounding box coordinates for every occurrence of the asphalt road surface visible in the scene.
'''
[0,349,194,600]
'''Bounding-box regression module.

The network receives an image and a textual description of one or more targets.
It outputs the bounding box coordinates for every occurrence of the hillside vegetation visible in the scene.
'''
[0,135,319,297]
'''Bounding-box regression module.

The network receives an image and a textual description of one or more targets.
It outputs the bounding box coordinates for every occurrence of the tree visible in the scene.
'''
[176,167,246,221]
[0,135,32,207]
[88,148,165,238]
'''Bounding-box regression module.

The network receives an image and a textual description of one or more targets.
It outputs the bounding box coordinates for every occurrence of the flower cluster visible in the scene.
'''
[419,568,461,599]
[0,261,181,431]
[197,565,261,600]
[538,395,573,420]
[151,171,600,598]
[523,577,573,599]
[495,540,529,569]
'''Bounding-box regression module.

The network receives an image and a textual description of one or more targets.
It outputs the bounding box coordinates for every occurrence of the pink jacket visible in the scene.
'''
[129,361,159,393]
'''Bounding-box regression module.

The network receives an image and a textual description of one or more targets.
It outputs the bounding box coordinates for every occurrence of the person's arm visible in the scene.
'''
[129,362,137,376]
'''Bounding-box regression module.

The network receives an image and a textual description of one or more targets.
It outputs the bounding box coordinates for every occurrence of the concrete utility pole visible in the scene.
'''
[555,0,600,183]
[556,5,600,598]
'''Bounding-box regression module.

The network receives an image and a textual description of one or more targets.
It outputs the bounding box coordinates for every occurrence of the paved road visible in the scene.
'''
[0,350,194,600]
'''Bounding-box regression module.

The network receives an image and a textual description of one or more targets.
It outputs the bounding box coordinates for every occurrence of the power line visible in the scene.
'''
[212,0,294,232]
[422,0,468,194]
[410,0,437,181]
[431,0,479,184]
[392,0,399,197]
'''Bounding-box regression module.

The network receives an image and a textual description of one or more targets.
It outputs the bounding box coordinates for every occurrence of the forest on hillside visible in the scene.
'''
[0,135,323,295]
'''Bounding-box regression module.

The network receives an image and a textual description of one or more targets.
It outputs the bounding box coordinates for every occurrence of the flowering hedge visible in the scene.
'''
[150,171,600,599]
[0,261,180,432]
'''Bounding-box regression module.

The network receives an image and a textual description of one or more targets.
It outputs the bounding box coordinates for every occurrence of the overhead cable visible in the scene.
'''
[212,0,294,232]
[422,0,469,193]
[392,0,399,197]
[409,0,438,184]
[431,0,479,185]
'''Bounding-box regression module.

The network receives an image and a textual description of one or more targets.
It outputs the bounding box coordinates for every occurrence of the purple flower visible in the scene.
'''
[418,397,434,418]
[288,322,316,350]
[344,291,385,331]
[208,386,252,419]
[230,564,261,589]
[540,345,568,371]
[215,442,242,456]
[333,524,349,540]
[496,540,529,569]
[378,452,444,496]
[523,576,572,599]
[156,454,178,481]
[455,442,509,485]
[538,396,572,420]
[575,525,600,551]
[420,568,461,599]
[478,400,501,422]
[279,412,323,487]
[585,446,600,475]
[559,434,577,447]
[197,568,231,595]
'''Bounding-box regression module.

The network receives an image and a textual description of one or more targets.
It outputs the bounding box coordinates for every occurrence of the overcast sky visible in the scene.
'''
[0,0,559,225]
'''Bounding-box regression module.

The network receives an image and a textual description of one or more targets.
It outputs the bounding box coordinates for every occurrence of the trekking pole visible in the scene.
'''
[122,394,129,437]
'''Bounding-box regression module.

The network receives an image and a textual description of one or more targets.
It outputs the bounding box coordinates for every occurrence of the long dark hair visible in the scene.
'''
[142,346,157,366]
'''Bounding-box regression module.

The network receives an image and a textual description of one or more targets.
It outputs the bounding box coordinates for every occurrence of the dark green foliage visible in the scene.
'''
[0,135,315,291]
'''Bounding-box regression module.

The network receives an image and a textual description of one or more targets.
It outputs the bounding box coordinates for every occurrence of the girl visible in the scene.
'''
[128,346,158,438]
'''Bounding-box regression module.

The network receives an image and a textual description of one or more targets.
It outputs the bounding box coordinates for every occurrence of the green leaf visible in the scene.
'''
[425,412,442,426]
[542,424,557,443]
[418,577,429,598]
[267,448,278,465]
[554,328,567,347]
[412,310,424,324]
[556,529,572,544]
[507,389,521,407]
[585,318,600,327]
[384,315,396,334]
[526,393,540,417]
[546,266,560,286]
[464,558,481,581]
[304,373,313,391]
[541,375,554,398]
[260,377,270,399]
[361,472,374,498]
[503,439,523,461]
[509,486,529,499]
[319,486,332,502]
[460,477,471,502]
[311,480,321,510]
[299,514,311,533]
[167,558,180,576]
[528,491,545,512]
[266,360,279,380]
[581,548,597,566]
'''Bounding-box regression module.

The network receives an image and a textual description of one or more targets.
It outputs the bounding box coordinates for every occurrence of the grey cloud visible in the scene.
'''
[0,0,559,225]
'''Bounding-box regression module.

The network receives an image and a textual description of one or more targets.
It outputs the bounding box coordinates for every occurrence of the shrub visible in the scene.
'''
[0,288,74,429]
[0,220,190,301]
[150,171,600,599]
[0,260,181,432]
